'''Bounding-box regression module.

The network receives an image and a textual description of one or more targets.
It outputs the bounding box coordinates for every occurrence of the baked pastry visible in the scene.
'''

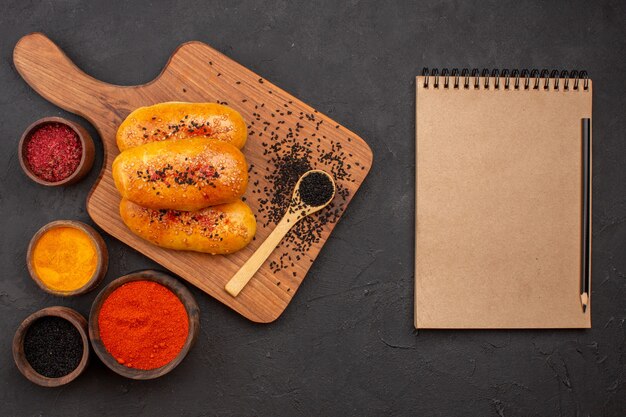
[112,137,248,211]
[120,198,256,254]
[116,102,247,151]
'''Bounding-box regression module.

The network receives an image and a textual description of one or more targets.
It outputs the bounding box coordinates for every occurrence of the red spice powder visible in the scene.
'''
[25,123,82,182]
[98,280,189,370]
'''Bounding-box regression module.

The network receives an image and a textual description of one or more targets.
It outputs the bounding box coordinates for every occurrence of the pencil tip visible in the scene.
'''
[580,292,589,313]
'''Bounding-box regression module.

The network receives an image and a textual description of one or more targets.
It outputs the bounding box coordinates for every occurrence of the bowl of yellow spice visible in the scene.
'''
[27,220,108,296]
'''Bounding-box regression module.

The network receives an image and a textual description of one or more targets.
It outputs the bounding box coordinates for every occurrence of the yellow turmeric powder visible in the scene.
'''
[32,227,98,292]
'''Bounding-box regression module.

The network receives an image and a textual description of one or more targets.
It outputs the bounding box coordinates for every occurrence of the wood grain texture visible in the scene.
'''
[13,33,373,323]
[225,170,336,297]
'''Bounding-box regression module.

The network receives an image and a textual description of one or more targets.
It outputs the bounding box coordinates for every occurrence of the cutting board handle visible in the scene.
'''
[13,32,129,124]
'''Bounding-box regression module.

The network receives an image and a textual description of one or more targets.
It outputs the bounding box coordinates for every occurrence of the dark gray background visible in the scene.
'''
[1,1,625,416]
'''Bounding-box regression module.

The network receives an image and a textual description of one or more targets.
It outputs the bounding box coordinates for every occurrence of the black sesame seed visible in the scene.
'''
[248,109,355,260]
[298,172,334,207]
[23,316,83,378]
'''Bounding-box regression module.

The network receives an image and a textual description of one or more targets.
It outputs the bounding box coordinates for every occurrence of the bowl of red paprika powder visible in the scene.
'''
[89,270,199,380]
[19,117,95,186]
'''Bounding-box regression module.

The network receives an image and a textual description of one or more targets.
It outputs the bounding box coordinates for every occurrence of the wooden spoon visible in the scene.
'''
[225,170,336,297]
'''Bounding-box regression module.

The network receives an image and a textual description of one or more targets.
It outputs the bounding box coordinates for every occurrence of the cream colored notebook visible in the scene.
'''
[415,69,592,329]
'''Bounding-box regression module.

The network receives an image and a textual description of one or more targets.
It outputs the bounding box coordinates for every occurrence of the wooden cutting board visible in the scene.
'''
[13,33,372,323]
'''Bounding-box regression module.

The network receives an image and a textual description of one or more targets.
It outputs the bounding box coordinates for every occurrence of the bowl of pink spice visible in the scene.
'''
[19,117,95,186]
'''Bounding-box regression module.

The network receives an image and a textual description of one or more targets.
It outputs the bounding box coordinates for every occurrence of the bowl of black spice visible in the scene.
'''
[13,306,89,387]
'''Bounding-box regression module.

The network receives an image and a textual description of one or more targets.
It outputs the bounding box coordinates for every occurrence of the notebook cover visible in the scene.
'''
[415,76,592,329]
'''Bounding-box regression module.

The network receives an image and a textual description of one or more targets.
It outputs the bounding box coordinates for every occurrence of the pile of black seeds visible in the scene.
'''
[246,102,358,274]
[298,172,334,207]
[23,316,83,378]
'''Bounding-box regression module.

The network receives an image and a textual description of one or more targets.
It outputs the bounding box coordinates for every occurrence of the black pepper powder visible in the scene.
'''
[23,316,83,378]
[298,172,334,207]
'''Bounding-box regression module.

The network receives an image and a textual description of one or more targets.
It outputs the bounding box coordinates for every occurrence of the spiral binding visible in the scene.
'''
[421,68,589,91]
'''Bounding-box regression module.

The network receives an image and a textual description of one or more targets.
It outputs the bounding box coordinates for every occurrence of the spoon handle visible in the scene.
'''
[225,213,298,297]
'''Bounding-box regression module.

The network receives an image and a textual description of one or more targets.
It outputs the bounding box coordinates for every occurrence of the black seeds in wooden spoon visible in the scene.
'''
[299,172,334,207]
[23,316,83,378]
[251,104,354,263]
